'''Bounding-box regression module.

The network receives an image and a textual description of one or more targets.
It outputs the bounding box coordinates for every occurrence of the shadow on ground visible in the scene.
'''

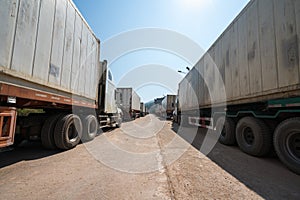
[0,140,62,168]
[171,121,300,200]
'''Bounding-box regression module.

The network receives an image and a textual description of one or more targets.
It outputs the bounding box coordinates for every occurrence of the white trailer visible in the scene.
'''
[0,0,121,150]
[161,95,177,119]
[178,0,300,174]
[116,88,141,120]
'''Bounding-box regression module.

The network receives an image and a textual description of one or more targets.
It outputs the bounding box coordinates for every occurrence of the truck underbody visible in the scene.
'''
[178,97,300,174]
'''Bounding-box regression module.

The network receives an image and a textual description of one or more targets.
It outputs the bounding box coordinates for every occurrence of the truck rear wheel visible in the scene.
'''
[41,114,62,149]
[217,117,236,145]
[274,118,300,175]
[236,117,272,157]
[82,115,98,142]
[54,114,82,150]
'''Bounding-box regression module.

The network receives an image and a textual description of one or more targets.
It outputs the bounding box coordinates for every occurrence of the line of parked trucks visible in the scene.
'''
[0,0,146,151]
[0,0,299,175]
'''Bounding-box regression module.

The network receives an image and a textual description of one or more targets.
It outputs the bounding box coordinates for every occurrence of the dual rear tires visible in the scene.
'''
[273,118,300,175]
[217,116,300,174]
[41,113,98,150]
[235,117,272,157]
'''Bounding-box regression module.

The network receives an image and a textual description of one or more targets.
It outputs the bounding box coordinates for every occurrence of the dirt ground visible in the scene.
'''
[0,115,299,199]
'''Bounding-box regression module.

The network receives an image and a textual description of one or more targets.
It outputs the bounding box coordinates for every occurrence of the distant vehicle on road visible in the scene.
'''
[161,95,177,120]
[116,88,141,120]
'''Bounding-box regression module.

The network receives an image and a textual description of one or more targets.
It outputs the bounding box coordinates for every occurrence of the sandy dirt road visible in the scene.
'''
[0,114,299,199]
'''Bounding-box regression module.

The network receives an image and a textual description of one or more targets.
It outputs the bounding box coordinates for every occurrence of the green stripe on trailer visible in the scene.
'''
[226,110,300,119]
[268,97,300,108]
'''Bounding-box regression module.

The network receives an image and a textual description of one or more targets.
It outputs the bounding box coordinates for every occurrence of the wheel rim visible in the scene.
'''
[286,132,300,161]
[243,127,255,145]
[89,119,97,134]
[67,123,79,143]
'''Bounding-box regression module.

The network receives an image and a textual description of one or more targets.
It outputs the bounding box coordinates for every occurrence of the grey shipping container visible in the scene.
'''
[177,0,300,175]
[0,0,121,150]
[162,95,176,119]
[0,0,101,105]
[179,0,300,110]
[116,88,141,119]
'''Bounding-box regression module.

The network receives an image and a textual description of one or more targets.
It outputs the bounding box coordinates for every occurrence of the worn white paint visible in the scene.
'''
[0,0,19,69]
[33,0,55,81]
[179,0,300,109]
[11,0,40,75]
[0,0,101,102]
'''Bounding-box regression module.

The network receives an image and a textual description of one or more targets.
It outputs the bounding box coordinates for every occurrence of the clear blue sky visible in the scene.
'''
[73,0,250,102]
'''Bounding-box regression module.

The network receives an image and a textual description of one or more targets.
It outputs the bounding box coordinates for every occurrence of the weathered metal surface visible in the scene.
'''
[11,0,40,75]
[0,0,19,69]
[33,0,55,82]
[0,107,17,148]
[116,88,141,112]
[0,0,100,103]
[0,82,97,108]
[162,95,176,112]
[179,0,300,110]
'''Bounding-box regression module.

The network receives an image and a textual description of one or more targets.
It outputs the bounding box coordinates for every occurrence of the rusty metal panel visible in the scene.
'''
[61,2,75,90]
[0,107,17,148]
[274,0,299,87]
[258,0,278,91]
[49,0,67,85]
[247,0,262,94]
[0,0,19,69]
[32,0,55,81]
[11,0,40,75]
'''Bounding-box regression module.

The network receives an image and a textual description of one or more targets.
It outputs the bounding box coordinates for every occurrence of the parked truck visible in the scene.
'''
[161,95,177,119]
[0,0,121,150]
[116,88,141,120]
[177,0,300,174]
[140,102,146,117]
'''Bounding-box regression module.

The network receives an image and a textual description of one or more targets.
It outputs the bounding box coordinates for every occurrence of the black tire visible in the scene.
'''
[54,114,82,150]
[177,114,181,125]
[217,117,236,145]
[116,117,122,128]
[236,117,272,157]
[82,115,98,142]
[41,114,61,149]
[274,118,300,175]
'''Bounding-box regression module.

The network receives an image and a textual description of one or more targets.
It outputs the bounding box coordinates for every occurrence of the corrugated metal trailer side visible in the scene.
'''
[116,88,132,112]
[131,90,141,112]
[116,88,141,111]
[178,0,300,175]
[0,0,101,105]
[179,0,300,110]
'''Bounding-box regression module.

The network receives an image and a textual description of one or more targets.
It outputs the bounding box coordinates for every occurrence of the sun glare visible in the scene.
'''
[178,0,213,11]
